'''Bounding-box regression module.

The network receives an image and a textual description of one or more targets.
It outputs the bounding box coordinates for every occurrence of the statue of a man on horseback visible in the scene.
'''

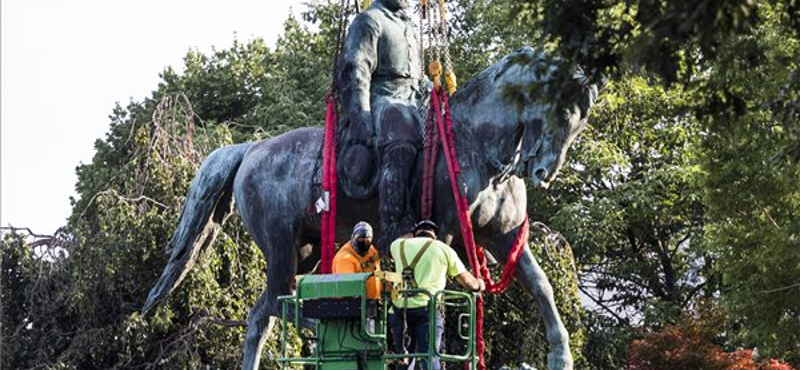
[142,2,600,365]
[337,0,425,250]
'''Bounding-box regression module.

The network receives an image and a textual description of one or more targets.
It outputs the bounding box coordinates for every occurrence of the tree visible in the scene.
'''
[496,0,800,365]
[2,5,340,364]
[449,0,544,80]
[1,231,74,369]
[627,302,797,370]
[517,74,714,369]
[540,76,710,323]
[698,4,800,363]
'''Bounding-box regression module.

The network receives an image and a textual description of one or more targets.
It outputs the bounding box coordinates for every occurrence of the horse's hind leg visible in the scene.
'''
[242,290,279,370]
[241,227,302,370]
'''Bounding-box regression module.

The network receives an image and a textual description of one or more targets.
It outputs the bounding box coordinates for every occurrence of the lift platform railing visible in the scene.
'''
[277,272,477,370]
[382,289,477,369]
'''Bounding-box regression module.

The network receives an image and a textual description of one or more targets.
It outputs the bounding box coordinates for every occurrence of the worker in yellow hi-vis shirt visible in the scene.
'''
[332,221,382,300]
[389,219,484,370]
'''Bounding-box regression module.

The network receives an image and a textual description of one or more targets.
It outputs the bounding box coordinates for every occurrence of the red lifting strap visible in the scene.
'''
[320,94,339,274]
[426,86,529,370]
[479,218,529,294]
[421,101,440,220]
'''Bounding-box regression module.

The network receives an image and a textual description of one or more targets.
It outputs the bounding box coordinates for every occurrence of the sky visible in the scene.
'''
[1,0,308,235]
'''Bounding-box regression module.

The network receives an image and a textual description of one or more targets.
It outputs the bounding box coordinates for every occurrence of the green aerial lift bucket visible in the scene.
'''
[277,272,477,370]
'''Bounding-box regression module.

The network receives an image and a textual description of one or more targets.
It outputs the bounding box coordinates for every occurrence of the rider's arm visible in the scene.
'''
[338,16,380,144]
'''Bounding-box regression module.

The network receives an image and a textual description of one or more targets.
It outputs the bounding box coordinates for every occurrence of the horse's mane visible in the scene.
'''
[451,47,597,130]
[450,55,508,108]
[450,47,558,109]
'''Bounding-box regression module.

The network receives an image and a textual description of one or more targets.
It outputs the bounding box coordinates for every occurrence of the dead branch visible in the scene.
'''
[140,309,246,369]
[1,225,53,239]
[759,282,800,294]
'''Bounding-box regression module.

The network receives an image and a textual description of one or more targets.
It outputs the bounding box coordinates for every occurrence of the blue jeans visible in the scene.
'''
[390,307,445,370]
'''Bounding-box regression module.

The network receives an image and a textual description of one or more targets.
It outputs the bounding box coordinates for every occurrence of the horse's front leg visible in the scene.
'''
[482,219,573,370]
[515,246,573,370]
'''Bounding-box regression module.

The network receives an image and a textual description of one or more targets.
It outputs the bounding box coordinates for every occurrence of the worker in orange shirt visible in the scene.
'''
[332,221,382,300]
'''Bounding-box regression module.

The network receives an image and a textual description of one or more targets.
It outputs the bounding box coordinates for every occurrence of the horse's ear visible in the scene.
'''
[572,66,602,120]
[580,84,599,120]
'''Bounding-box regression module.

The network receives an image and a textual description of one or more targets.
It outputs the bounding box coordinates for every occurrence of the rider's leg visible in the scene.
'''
[377,140,418,252]
[374,103,423,253]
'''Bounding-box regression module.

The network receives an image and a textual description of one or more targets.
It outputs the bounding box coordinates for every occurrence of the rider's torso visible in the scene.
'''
[367,5,423,104]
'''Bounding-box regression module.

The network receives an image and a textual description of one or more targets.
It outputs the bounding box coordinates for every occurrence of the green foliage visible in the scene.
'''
[582,313,635,370]
[160,39,272,124]
[512,0,770,83]
[698,7,800,362]
[448,0,546,80]
[509,1,799,366]
[244,11,332,136]
[5,0,800,369]
[3,3,347,369]
[38,96,287,369]
[156,1,340,141]
[1,233,75,369]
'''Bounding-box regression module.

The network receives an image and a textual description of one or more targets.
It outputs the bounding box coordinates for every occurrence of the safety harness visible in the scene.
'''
[396,238,434,363]
[342,245,380,272]
[399,239,434,290]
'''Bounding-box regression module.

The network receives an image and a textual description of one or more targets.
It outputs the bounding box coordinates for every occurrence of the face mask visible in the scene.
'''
[354,239,371,255]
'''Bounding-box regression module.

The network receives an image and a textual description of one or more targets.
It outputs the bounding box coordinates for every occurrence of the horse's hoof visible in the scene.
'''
[547,347,573,370]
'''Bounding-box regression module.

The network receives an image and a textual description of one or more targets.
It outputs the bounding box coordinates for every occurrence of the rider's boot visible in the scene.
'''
[376,142,418,254]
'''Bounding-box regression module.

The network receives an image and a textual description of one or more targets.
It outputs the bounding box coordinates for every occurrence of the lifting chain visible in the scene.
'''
[419,0,456,145]
[420,0,456,94]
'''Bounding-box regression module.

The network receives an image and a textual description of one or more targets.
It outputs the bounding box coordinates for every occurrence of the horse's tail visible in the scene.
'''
[142,142,251,314]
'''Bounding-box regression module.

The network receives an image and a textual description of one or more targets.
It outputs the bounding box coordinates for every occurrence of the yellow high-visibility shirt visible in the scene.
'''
[390,237,467,308]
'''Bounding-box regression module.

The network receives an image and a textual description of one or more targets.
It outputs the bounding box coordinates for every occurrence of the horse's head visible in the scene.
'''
[452,46,599,188]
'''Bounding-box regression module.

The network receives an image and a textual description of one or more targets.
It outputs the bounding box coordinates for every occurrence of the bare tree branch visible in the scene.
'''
[578,285,626,323]
[759,282,800,294]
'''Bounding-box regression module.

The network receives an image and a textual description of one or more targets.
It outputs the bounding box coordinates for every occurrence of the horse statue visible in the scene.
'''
[142,46,598,370]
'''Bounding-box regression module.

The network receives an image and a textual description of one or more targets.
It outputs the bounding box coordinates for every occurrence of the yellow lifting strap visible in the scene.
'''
[429,60,443,89]
[363,0,371,9]
[445,70,457,94]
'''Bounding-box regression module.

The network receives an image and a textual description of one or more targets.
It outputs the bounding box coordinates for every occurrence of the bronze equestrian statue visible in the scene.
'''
[142,43,598,370]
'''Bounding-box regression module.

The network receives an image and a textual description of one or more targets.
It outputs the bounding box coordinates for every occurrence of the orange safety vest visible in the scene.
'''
[332,242,382,299]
